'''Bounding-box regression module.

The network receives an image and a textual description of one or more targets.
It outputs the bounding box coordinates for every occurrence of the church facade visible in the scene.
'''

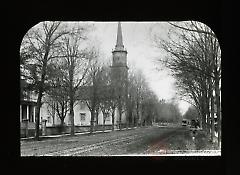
[20,22,129,137]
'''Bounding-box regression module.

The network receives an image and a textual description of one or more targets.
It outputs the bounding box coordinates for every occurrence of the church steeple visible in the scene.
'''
[115,22,124,50]
[110,22,129,129]
[112,22,128,68]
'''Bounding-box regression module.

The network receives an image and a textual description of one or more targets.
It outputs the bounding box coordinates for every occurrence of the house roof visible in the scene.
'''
[76,85,116,101]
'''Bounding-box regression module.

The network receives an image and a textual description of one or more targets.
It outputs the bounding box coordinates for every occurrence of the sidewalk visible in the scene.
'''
[21,127,139,141]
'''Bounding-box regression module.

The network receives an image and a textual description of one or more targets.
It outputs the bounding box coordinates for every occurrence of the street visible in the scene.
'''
[21,126,178,156]
[21,125,220,156]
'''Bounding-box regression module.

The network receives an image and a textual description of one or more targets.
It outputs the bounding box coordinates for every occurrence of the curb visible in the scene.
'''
[21,127,138,141]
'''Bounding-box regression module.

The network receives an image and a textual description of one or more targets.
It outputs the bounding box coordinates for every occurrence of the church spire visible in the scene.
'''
[115,22,124,50]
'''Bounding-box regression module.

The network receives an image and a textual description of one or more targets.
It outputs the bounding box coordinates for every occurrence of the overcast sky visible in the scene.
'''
[84,21,191,115]
[28,21,191,114]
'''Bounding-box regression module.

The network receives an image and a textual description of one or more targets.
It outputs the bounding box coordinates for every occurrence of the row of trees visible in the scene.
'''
[127,69,158,127]
[155,100,182,123]
[154,21,221,147]
[127,69,182,126]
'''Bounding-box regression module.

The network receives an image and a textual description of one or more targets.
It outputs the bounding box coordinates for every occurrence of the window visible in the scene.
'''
[47,116,51,123]
[80,113,86,121]
[22,105,27,121]
[29,106,34,122]
[80,102,86,110]
[105,113,110,121]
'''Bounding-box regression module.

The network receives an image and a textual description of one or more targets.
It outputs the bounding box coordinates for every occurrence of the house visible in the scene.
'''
[20,79,37,137]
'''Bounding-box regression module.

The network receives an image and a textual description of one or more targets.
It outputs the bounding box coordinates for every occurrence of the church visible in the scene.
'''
[20,22,129,137]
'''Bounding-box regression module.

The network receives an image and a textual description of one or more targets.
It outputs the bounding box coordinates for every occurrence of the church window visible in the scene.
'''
[80,113,86,121]
[105,113,110,121]
[47,116,51,123]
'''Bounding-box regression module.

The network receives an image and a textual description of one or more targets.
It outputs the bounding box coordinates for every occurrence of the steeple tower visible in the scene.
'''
[112,22,128,67]
[110,22,129,130]
[115,22,124,51]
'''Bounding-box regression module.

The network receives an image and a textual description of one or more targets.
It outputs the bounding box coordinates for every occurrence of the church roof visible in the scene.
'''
[76,85,116,101]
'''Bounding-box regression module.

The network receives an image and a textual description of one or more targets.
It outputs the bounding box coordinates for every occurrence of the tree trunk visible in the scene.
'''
[34,57,48,141]
[52,116,55,126]
[90,110,95,133]
[69,88,75,136]
[69,63,75,136]
[103,117,105,132]
[125,96,129,129]
[200,97,207,130]
[129,108,133,128]
[111,110,115,131]
[52,102,55,126]
[206,95,211,135]
[69,103,74,136]
[96,110,99,125]
[136,101,140,126]
[215,78,221,148]
[206,78,213,136]
[133,109,136,127]
[196,106,202,128]
[60,118,64,127]
[35,91,43,141]
[210,87,215,143]
[119,109,122,130]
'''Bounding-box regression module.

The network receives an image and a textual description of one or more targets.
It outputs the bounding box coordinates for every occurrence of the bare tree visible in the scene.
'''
[153,21,221,146]
[45,97,56,126]
[59,23,91,136]
[20,21,69,140]
[127,68,159,127]
[82,48,103,133]
[127,71,137,127]
[45,80,69,127]
[98,65,114,131]
[130,69,148,126]
[101,84,117,131]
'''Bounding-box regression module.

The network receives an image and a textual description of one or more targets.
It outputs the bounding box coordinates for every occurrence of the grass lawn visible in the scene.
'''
[164,128,219,151]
